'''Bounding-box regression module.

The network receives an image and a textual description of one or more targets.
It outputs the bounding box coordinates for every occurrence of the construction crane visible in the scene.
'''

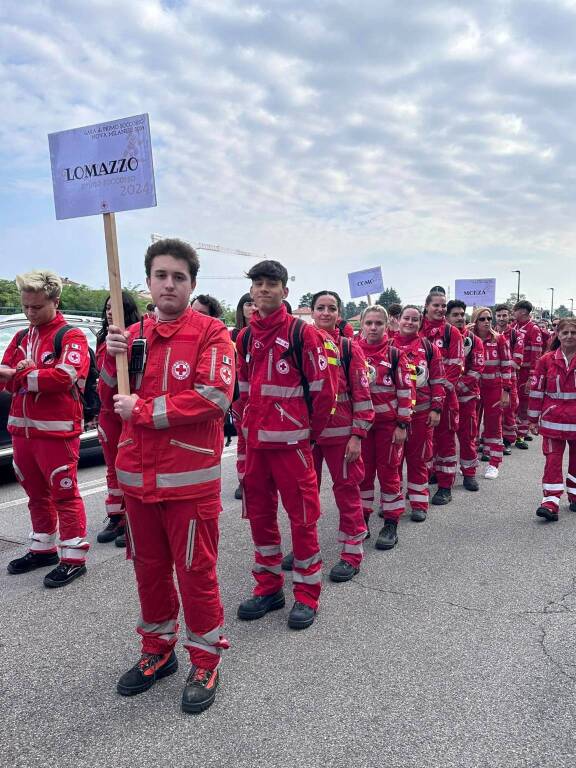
[150,233,265,260]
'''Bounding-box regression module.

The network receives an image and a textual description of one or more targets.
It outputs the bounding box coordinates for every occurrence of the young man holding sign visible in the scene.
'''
[102,238,234,714]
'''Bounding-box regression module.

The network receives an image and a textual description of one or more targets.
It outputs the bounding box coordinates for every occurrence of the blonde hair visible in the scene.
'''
[15,270,62,301]
[361,304,388,324]
[471,306,497,339]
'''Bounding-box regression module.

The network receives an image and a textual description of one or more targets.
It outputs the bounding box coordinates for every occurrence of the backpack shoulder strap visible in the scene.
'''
[288,317,306,374]
[443,323,452,348]
[15,328,28,347]
[239,327,252,359]
[341,337,353,381]
[389,344,400,378]
[53,324,74,359]
[422,337,433,365]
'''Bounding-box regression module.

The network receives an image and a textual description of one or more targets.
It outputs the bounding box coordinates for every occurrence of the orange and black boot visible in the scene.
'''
[181,666,220,713]
[117,650,178,696]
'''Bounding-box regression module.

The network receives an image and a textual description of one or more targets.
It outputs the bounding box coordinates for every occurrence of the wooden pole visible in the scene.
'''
[366,294,372,306]
[103,212,130,395]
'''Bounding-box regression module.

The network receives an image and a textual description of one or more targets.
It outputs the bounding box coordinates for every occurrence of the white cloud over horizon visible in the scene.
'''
[1,0,576,311]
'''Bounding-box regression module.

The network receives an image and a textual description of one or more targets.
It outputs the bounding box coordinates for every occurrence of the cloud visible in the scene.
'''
[1,0,576,309]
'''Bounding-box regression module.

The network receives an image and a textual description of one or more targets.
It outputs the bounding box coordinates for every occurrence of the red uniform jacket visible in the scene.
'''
[480,333,512,391]
[419,318,464,408]
[515,319,543,377]
[1,313,89,440]
[236,305,335,449]
[456,330,484,403]
[502,325,524,377]
[528,349,576,440]
[317,329,374,444]
[392,333,445,415]
[357,336,415,426]
[99,308,235,502]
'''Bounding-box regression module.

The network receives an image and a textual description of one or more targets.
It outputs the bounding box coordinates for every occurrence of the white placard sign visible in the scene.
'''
[348,266,384,299]
[455,278,496,307]
[48,113,156,220]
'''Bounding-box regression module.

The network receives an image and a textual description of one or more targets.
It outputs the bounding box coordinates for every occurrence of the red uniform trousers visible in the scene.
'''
[404,414,433,512]
[235,430,246,486]
[313,442,367,568]
[360,422,404,522]
[477,383,504,468]
[539,438,576,515]
[433,402,459,489]
[97,409,125,519]
[457,399,480,477]
[124,494,227,670]
[12,436,89,564]
[243,446,322,610]
[516,371,531,439]
[502,381,519,444]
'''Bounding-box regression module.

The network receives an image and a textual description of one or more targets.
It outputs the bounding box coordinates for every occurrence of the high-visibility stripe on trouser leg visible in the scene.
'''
[29,530,58,553]
[184,625,230,670]
[433,407,457,488]
[98,409,124,518]
[265,446,323,610]
[319,441,366,567]
[405,415,432,511]
[457,399,479,477]
[540,438,565,514]
[359,429,377,519]
[243,447,284,598]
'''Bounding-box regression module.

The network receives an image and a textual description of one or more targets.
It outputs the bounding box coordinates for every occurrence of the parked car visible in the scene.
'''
[0,313,102,466]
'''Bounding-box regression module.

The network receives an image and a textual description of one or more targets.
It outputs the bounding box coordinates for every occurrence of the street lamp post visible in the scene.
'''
[570,298,574,317]
[512,270,521,302]
[548,287,554,319]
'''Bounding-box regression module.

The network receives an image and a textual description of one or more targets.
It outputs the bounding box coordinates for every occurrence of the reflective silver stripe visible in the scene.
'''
[407,481,427,492]
[117,469,144,487]
[397,407,411,417]
[525,345,541,351]
[337,529,367,542]
[138,617,178,637]
[567,473,576,484]
[184,626,224,656]
[371,385,395,393]
[460,459,478,468]
[169,439,215,455]
[156,464,221,488]
[152,395,170,429]
[185,519,196,569]
[320,426,352,438]
[337,392,351,403]
[434,465,457,474]
[543,483,565,491]
[527,410,540,418]
[257,428,310,442]
[99,368,117,387]
[309,379,324,392]
[540,420,576,432]
[549,392,576,400]
[253,563,282,575]
[360,490,373,499]
[255,544,281,557]
[541,496,560,506]
[414,401,431,412]
[501,360,513,366]
[458,395,476,403]
[409,494,429,502]
[436,455,458,462]
[209,347,217,382]
[353,400,372,412]
[49,464,69,485]
[374,402,398,413]
[12,461,24,482]
[194,383,231,413]
[397,389,412,397]
[468,371,481,379]
[381,500,404,511]
[429,378,444,384]
[445,358,463,365]
[162,347,171,392]
[7,416,74,432]
[55,363,78,383]
[27,369,40,392]
[97,424,108,443]
[353,419,372,431]
[484,360,499,366]
[481,373,498,380]
[342,543,363,555]
[238,381,249,393]
[293,570,322,585]
[294,552,322,569]
[260,384,304,398]
[483,438,501,444]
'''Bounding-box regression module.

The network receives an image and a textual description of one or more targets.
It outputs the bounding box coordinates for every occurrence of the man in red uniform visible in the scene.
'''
[420,291,465,505]
[513,300,543,449]
[494,304,523,453]
[103,238,234,714]
[236,260,335,630]
[446,300,485,492]
[0,270,90,587]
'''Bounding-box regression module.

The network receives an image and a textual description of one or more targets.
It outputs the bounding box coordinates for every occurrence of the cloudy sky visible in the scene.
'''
[2,0,576,311]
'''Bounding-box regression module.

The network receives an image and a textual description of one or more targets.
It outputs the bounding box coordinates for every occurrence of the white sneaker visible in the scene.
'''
[484,465,499,480]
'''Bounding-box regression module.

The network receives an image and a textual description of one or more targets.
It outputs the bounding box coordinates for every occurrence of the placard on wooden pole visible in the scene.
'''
[103,212,130,395]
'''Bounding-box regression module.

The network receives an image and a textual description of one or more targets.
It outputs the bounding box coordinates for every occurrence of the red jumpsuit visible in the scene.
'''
[501,326,524,444]
[456,331,485,477]
[314,330,374,568]
[529,350,576,514]
[419,319,464,488]
[96,342,125,521]
[477,334,512,468]
[357,337,415,523]
[99,308,235,670]
[515,319,543,439]
[1,314,90,564]
[236,305,335,611]
[392,334,445,514]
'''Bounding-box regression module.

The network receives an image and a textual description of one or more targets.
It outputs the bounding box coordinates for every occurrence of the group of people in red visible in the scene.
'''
[1,239,575,717]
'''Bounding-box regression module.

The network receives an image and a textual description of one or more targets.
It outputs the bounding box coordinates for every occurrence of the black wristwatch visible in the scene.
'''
[396,422,408,429]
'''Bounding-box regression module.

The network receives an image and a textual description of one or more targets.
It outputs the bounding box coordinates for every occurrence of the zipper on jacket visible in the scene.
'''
[162,347,171,392]
[169,439,215,455]
[185,520,197,571]
[542,405,556,418]
[296,448,308,468]
[23,393,29,438]
[267,349,273,381]
[117,438,134,449]
[274,402,303,427]
[210,347,217,382]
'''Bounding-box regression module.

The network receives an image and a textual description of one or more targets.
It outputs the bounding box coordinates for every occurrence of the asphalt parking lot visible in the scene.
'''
[2,438,576,768]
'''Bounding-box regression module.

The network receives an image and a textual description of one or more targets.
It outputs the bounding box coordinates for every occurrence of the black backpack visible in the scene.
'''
[16,325,100,422]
